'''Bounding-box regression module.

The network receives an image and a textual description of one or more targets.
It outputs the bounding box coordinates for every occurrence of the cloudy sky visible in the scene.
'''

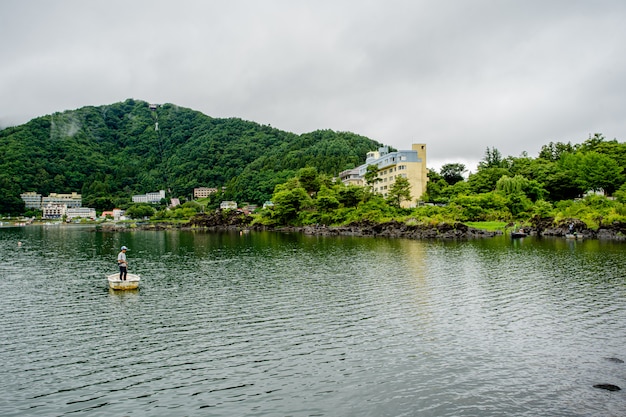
[1,0,625,172]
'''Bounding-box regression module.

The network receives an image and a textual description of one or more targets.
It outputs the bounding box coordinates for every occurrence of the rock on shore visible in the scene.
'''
[297,220,500,239]
[531,217,626,240]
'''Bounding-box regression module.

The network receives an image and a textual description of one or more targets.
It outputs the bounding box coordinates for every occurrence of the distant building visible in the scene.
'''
[220,201,237,210]
[42,192,82,208]
[132,190,166,203]
[339,144,428,208]
[22,192,82,210]
[170,198,180,208]
[66,207,96,220]
[20,192,42,209]
[42,203,66,219]
[241,204,257,214]
[101,208,125,221]
[194,187,218,198]
[338,168,364,186]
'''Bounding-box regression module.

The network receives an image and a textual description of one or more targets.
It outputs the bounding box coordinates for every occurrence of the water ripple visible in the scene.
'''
[1,229,625,416]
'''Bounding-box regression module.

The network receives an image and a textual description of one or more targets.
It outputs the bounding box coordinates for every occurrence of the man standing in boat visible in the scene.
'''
[117,246,129,281]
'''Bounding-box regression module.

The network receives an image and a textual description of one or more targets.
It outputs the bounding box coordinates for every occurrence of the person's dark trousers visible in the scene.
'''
[119,266,127,280]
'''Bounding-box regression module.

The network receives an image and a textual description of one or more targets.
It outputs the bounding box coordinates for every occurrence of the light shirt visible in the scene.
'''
[117,251,127,267]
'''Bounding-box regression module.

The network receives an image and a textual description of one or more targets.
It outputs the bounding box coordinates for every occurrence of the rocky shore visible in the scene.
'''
[188,212,502,238]
[97,211,626,241]
[99,211,500,239]
[293,220,501,239]
[529,217,626,241]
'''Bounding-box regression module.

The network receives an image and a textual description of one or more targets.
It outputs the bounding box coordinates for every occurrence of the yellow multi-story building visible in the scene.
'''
[21,192,82,209]
[42,192,82,208]
[194,187,219,199]
[340,144,428,208]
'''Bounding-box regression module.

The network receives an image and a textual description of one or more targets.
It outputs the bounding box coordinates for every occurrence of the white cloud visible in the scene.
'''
[1,0,625,171]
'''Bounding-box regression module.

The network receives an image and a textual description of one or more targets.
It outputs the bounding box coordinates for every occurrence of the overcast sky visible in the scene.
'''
[1,0,625,172]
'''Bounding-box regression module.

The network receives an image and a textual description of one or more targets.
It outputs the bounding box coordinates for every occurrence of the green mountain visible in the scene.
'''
[0,99,383,214]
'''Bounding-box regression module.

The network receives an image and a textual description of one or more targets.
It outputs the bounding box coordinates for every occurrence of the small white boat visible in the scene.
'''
[565,233,584,239]
[107,273,141,290]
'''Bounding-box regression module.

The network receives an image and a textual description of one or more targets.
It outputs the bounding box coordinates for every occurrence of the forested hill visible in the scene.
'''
[0,99,384,213]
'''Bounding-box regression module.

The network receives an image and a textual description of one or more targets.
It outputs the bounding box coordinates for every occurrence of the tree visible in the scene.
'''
[315,185,340,212]
[424,178,447,203]
[440,163,466,185]
[577,152,623,195]
[538,141,575,161]
[496,175,524,194]
[506,192,533,217]
[579,133,606,151]
[336,185,365,207]
[271,187,311,225]
[560,152,623,196]
[614,182,626,203]
[528,158,580,201]
[125,204,155,219]
[478,147,506,169]
[427,168,444,183]
[451,192,510,221]
[297,167,321,195]
[387,176,412,207]
[468,167,510,194]
[364,164,381,189]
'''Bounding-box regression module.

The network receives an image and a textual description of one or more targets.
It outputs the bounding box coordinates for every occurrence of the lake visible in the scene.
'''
[0,225,625,416]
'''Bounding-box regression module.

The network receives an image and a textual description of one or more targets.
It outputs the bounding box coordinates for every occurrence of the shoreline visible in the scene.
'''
[15,211,620,241]
[97,221,502,239]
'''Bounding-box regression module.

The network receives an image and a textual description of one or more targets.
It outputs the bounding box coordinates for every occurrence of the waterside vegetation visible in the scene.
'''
[2,100,626,239]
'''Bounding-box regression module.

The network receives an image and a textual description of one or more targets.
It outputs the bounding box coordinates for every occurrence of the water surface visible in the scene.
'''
[1,226,624,416]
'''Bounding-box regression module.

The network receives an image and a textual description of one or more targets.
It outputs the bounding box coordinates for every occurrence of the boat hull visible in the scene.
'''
[107,273,140,290]
[565,234,583,239]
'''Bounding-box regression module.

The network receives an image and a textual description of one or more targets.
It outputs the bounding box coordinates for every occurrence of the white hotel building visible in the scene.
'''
[132,190,166,204]
[339,144,428,208]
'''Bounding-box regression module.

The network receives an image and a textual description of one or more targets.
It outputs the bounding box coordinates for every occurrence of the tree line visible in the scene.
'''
[2,99,625,230]
[0,99,382,215]
[252,133,626,229]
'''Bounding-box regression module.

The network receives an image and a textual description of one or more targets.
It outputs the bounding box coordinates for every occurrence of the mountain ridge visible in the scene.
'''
[0,99,384,213]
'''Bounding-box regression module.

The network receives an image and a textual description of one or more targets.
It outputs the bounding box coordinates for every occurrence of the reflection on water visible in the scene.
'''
[0,226,625,417]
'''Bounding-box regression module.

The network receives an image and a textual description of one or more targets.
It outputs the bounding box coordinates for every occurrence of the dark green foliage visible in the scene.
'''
[315,185,340,212]
[478,147,508,169]
[468,167,510,194]
[0,99,382,214]
[440,163,466,185]
[538,141,575,161]
[125,204,156,219]
[271,187,312,225]
[336,185,365,207]
[297,167,321,194]
[387,176,412,207]
[364,164,380,187]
